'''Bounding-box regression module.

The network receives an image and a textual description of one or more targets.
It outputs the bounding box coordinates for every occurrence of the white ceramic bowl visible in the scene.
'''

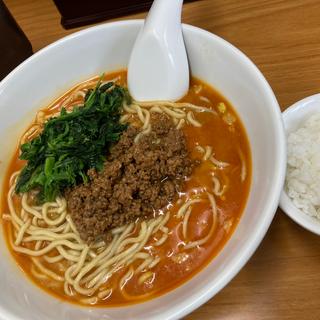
[0,20,286,320]
[280,94,320,235]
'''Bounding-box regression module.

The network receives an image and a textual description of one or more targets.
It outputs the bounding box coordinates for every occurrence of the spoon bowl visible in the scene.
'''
[127,0,189,101]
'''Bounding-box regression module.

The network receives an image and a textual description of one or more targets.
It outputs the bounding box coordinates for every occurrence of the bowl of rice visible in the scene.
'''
[280,93,320,235]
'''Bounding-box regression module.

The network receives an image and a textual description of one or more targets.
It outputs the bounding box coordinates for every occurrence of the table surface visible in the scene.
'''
[4,0,320,319]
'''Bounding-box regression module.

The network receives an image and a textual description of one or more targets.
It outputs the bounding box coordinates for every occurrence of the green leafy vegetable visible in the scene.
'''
[15,81,130,202]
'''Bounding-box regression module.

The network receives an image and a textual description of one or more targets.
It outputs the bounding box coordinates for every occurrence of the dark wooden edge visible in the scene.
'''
[59,2,153,29]
[54,0,198,29]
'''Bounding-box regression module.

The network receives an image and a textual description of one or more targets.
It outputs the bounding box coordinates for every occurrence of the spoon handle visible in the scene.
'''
[145,0,183,33]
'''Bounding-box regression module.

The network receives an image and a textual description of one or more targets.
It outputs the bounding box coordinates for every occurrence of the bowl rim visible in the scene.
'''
[280,93,320,236]
[0,19,287,320]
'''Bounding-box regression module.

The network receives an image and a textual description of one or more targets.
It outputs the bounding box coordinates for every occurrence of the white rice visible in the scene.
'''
[286,113,320,219]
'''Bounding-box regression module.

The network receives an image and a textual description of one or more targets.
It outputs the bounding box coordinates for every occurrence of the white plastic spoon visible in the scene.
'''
[127,0,189,101]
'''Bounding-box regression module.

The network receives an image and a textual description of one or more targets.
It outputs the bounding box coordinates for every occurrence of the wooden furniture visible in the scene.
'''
[53,0,196,29]
[4,0,320,319]
[0,0,32,79]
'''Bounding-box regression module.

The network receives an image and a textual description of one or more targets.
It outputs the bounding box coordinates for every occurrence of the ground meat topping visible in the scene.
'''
[66,114,196,243]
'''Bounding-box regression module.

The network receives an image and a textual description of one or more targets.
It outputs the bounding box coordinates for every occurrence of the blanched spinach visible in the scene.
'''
[15,81,129,202]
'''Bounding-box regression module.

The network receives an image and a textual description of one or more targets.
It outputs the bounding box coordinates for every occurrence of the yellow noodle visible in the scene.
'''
[73,90,86,99]
[8,184,23,227]
[212,176,226,197]
[195,145,205,154]
[141,109,150,130]
[199,96,211,103]
[120,288,156,301]
[100,76,120,87]
[97,289,112,300]
[31,216,38,227]
[177,198,202,219]
[133,252,150,260]
[30,264,49,281]
[71,245,89,277]
[56,246,81,262]
[62,223,71,234]
[138,271,154,285]
[123,103,137,114]
[134,124,151,143]
[148,256,161,269]
[203,146,213,161]
[187,111,202,127]
[75,235,122,284]
[43,254,64,263]
[64,282,74,297]
[31,258,64,282]
[135,257,153,274]
[85,243,139,281]
[133,104,145,123]
[21,125,42,145]
[14,219,31,245]
[134,100,213,113]
[119,267,134,290]
[79,241,141,289]
[21,208,28,222]
[150,106,163,113]
[65,215,80,235]
[161,106,186,119]
[36,111,45,123]
[182,206,192,240]
[111,225,128,235]
[238,147,247,182]
[153,233,168,246]
[209,155,229,168]
[176,118,185,129]
[42,200,67,226]
[120,114,131,123]
[160,226,169,234]
[153,212,170,234]
[80,297,98,305]
[34,240,42,251]
[184,193,217,249]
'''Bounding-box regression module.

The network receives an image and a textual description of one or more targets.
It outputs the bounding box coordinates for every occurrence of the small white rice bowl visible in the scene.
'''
[280,93,320,235]
[286,113,320,218]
